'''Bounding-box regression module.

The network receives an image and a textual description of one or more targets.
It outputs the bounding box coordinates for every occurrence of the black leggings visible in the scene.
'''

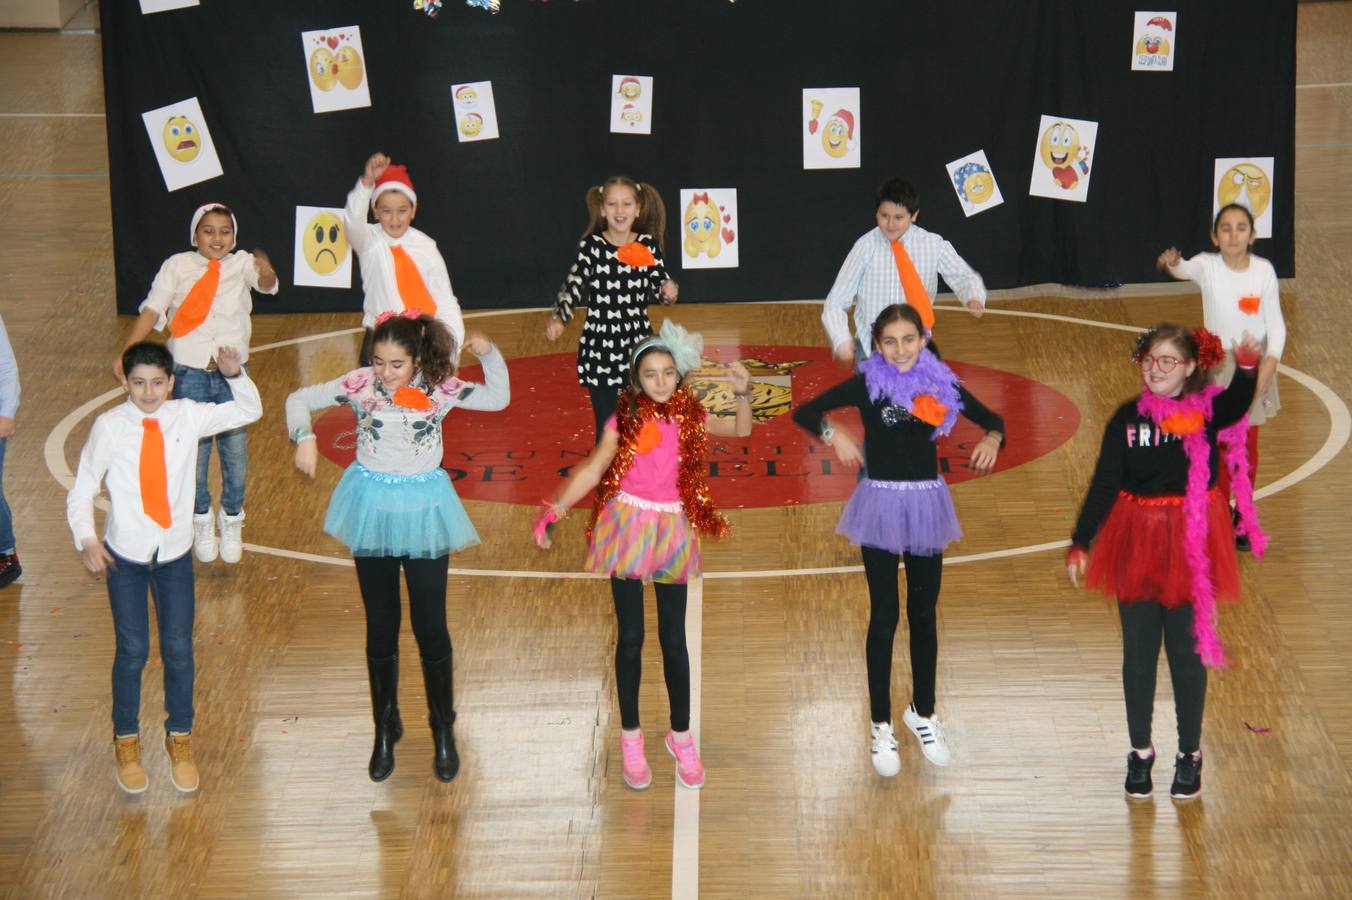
[588,386,621,445]
[861,547,943,723]
[354,555,452,662]
[1119,600,1207,754]
[611,577,690,732]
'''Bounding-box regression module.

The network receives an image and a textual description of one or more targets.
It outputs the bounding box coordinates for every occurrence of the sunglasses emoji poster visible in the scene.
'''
[302,27,372,114]
[140,97,223,192]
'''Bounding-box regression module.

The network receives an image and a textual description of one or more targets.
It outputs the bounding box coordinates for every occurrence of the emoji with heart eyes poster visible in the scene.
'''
[679,189,739,269]
[302,27,372,114]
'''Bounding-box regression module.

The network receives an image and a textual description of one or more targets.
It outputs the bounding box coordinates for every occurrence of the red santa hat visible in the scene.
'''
[189,202,237,248]
[832,109,856,142]
[617,76,641,93]
[371,164,417,208]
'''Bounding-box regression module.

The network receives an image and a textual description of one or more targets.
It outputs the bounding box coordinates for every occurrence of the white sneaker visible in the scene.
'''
[902,704,952,767]
[218,510,245,564]
[870,721,901,777]
[192,512,218,563]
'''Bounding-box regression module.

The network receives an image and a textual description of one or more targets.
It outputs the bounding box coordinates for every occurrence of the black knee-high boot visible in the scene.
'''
[367,654,403,782]
[421,654,460,782]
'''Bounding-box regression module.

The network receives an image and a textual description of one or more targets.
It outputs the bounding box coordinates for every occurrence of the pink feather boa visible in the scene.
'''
[1136,386,1266,668]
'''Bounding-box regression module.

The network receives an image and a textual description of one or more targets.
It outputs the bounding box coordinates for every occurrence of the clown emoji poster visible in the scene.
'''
[140,97,223,192]
[451,82,500,142]
[1131,12,1177,71]
[138,0,199,13]
[610,75,653,135]
[302,27,372,114]
[292,206,352,289]
[946,151,1004,217]
[803,88,861,170]
[679,189,739,270]
[1028,115,1098,202]
[1214,157,1274,238]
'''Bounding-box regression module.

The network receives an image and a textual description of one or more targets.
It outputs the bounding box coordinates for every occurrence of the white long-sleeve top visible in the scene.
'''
[285,345,509,476]
[1167,253,1286,359]
[0,314,19,419]
[66,373,263,562]
[821,224,986,350]
[139,250,278,367]
[344,179,466,347]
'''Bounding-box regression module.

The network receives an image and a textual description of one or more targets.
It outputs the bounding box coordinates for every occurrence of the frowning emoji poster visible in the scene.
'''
[302,27,372,114]
[679,189,739,269]
[141,97,223,192]
[803,88,861,170]
[293,206,352,288]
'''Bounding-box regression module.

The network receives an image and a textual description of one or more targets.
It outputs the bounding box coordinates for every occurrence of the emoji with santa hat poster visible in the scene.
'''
[803,88,861,170]
[451,82,501,142]
[610,75,653,135]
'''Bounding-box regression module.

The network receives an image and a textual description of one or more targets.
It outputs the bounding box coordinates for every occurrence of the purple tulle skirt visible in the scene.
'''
[836,478,963,556]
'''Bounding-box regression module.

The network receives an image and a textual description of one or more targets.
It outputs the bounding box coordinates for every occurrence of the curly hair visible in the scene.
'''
[370,314,458,386]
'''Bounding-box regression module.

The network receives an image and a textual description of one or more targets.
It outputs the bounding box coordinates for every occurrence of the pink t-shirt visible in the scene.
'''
[605,414,709,502]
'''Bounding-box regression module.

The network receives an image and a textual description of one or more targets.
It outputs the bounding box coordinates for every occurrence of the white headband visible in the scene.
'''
[189,203,237,248]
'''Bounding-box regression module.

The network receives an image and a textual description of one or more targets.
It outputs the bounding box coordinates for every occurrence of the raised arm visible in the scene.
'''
[344,176,377,254]
[446,338,509,412]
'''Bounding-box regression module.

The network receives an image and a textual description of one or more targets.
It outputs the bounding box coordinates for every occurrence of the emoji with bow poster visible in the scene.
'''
[680,189,739,269]
[301,27,372,114]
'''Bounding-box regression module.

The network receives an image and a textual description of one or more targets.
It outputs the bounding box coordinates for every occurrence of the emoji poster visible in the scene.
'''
[292,206,352,289]
[301,27,372,114]
[803,88,861,170]
[451,82,500,142]
[610,75,654,135]
[139,0,198,12]
[1131,12,1177,71]
[1028,115,1098,203]
[946,151,1004,217]
[679,189,739,270]
[1214,157,1274,238]
[140,97,223,192]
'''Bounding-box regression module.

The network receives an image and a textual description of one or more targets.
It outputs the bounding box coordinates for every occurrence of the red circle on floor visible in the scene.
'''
[313,346,1080,509]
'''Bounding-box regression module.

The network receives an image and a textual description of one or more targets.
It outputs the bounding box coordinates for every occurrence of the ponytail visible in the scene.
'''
[582,176,667,253]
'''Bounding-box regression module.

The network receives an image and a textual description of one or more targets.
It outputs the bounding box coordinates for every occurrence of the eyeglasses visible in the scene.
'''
[1138,355,1183,373]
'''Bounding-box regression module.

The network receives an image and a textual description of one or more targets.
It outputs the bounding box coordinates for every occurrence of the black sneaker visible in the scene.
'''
[1125,750,1155,798]
[0,553,20,589]
[1232,508,1252,552]
[1170,752,1203,800]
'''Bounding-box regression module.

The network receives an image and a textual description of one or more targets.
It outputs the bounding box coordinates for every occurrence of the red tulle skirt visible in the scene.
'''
[1086,488,1240,608]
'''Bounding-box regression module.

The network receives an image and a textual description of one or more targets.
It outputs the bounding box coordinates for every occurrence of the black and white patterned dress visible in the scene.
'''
[553,233,670,388]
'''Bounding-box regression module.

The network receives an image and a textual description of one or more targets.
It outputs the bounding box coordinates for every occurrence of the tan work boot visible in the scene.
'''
[163,731,200,793]
[114,735,148,794]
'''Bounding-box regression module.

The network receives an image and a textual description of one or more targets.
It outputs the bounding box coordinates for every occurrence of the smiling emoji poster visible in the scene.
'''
[301,27,372,114]
[803,88,861,170]
[293,206,352,288]
[451,81,500,142]
[1028,114,1098,203]
[141,96,222,192]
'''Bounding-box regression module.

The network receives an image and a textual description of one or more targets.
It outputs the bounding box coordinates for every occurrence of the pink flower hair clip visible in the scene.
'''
[375,308,425,328]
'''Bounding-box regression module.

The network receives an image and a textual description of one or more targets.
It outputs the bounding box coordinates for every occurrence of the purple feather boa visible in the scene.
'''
[861,349,962,438]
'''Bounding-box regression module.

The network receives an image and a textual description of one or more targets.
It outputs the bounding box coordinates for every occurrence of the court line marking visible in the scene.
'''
[672,578,702,900]
[44,306,1350,579]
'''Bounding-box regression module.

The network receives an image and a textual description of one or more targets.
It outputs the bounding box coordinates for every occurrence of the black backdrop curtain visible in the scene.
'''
[101,0,1296,315]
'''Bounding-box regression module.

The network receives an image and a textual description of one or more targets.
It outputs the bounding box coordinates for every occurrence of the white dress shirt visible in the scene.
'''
[67,373,263,563]
[821,225,986,350]
[344,179,466,348]
[140,250,278,367]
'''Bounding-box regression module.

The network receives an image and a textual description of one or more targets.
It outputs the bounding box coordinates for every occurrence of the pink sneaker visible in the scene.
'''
[620,730,652,790]
[664,731,705,790]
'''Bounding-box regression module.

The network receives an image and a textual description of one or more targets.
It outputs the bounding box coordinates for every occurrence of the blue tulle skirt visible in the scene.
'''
[324,463,479,559]
[836,477,963,556]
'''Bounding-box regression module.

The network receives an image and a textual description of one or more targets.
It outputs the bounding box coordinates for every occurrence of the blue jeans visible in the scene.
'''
[106,547,195,736]
[0,437,12,553]
[173,364,248,515]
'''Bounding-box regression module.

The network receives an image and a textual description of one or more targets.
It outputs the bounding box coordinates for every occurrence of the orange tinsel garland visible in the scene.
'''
[587,388,730,541]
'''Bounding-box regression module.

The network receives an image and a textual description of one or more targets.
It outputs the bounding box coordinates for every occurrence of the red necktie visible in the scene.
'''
[170,258,221,338]
[140,419,172,529]
[390,246,439,317]
[889,240,936,330]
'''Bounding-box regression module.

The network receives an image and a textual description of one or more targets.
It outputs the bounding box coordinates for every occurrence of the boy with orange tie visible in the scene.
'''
[345,153,466,364]
[69,341,261,794]
[115,203,278,565]
[822,177,987,364]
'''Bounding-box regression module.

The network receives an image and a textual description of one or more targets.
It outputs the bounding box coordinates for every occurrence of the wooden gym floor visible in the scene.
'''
[2,5,1352,897]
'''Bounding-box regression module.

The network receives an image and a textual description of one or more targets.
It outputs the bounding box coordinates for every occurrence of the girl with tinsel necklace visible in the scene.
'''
[793,303,1004,778]
[534,320,752,791]
[1067,324,1264,801]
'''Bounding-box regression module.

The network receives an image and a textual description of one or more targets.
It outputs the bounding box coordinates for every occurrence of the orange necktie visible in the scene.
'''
[140,419,172,529]
[389,245,439,317]
[169,258,221,338]
[889,240,936,330]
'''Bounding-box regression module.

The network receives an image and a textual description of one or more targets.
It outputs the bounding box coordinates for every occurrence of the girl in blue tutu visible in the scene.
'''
[285,309,509,784]
[793,304,1003,778]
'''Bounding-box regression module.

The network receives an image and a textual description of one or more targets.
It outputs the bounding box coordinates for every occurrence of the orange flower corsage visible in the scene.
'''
[1238,295,1261,315]
[635,420,662,454]
[615,241,656,268]
[1160,410,1204,436]
[909,394,949,427]
[393,386,432,411]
